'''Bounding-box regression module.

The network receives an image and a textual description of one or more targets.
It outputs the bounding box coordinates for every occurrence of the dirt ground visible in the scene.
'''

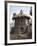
[10,31,32,40]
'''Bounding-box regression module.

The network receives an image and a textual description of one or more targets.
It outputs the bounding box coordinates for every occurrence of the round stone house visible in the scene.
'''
[12,10,32,39]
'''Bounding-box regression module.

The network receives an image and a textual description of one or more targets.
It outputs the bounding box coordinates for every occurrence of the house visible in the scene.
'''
[11,10,32,39]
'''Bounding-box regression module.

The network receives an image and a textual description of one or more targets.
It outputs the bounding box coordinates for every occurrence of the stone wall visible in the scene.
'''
[15,17,29,35]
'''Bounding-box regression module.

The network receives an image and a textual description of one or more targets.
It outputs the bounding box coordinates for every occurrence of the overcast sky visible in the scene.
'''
[10,6,31,14]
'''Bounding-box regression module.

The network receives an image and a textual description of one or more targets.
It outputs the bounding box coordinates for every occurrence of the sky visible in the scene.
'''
[10,6,31,15]
[9,5,31,27]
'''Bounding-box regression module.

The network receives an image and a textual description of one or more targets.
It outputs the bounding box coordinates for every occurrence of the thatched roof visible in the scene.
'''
[13,13,32,19]
[13,10,32,19]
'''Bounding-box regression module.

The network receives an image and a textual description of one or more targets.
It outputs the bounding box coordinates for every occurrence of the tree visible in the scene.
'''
[30,7,32,16]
